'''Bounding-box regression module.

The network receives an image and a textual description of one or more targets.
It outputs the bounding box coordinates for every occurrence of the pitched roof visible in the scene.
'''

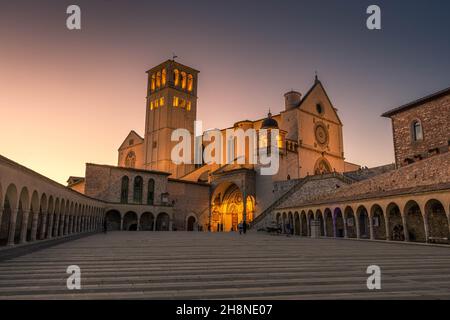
[382,86,450,117]
[118,130,144,151]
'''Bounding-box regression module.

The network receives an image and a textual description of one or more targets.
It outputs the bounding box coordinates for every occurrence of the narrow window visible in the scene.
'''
[161,69,167,86]
[120,176,129,203]
[186,101,191,111]
[159,97,165,106]
[147,179,155,205]
[125,151,136,168]
[133,176,143,204]
[181,71,187,89]
[412,120,423,141]
[173,96,179,107]
[187,74,193,91]
[173,69,180,86]
[151,74,156,91]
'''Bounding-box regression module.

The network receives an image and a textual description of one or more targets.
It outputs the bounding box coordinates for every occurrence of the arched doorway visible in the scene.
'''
[370,204,386,240]
[156,213,170,231]
[316,211,325,236]
[334,208,345,238]
[425,199,449,244]
[307,211,314,236]
[294,212,300,236]
[0,185,17,246]
[123,211,138,231]
[210,183,250,232]
[105,210,121,230]
[357,206,370,239]
[344,207,356,238]
[300,211,307,236]
[324,209,333,237]
[140,212,154,231]
[387,203,404,241]
[186,215,196,231]
[404,200,426,242]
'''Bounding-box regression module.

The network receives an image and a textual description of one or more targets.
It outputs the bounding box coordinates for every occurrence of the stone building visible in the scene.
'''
[382,86,450,167]
[266,87,450,244]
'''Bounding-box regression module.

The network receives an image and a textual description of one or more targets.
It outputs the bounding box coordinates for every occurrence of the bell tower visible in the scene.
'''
[143,60,199,177]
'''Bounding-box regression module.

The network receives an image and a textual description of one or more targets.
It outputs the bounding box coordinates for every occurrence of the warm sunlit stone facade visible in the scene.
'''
[1,60,448,247]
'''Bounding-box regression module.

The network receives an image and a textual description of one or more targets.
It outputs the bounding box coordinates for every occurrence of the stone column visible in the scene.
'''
[20,210,31,244]
[136,215,140,231]
[64,215,69,235]
[0,207,3,230]
[40,213,48,240]
[369,215,374,240]
[169,219,173,231]
[423,214,430,243]
[401,214,409,242]
[120,217,124,231]
[343,217,348,238]
[58,214,66,236]
[7,210,18,246]
[355,214,360,239]
[30,212,39,242]
[47,214,54,239]
[153,219,156,231]
[384,214,390,240]
[53,214,60,238]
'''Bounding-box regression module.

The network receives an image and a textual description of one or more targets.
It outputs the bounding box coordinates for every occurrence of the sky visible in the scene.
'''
[0,0,449,184]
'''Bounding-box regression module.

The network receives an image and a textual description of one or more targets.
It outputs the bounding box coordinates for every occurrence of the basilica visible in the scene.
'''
[67,59,361,232]
[0,60,448,246]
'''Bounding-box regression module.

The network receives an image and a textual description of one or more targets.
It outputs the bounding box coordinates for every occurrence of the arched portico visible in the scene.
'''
[123,211,138,231]
[105,210,121,230]
[404,200,426,242]
[140,212,155,231]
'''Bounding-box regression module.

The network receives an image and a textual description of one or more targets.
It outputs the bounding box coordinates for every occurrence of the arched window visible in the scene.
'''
[159,97,165,106]
[151,74,156,91]
[120,176,129,203]
[133,176,143,203]
[125,151,136,168]
[156,71,161,88]
[181,71,187,89]
[161,69,167,86]
[187,74,193,91]
[186,101,191,111]
[412,120,423,142]
[173,69,180,86]
[173,96,179,107]
[147,179,155,205]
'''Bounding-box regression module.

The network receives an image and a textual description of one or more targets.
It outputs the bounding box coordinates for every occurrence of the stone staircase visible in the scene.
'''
[250,173,355,231]
[1,232,450,299]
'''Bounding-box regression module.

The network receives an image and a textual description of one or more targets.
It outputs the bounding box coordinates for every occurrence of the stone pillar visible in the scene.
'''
[30,213,39,242]
[53,214,60,237]
[75,216,79,233]
[81,216,84,232]
[0,207,3,230]
[343,217,348,238]
[120,217,124,231]
[169,219,173,231]
[7,210,18,246]
[385,214,390,240]
[242,190,247,234]
[369,215,374,240]
[401,214,409,242]
[58,214,65,236]
[136,215,140,231]
[20,210,31,244]
[40,213,48,240]
[423,214,430,243]
[47,214,54,239]
[153,219,156,231]
[355,214,360,239]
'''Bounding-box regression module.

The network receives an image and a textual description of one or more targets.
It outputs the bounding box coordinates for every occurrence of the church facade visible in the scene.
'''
[69,59,360,232]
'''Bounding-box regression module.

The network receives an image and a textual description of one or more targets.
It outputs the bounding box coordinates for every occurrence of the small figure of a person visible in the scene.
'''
[238,222,243,235]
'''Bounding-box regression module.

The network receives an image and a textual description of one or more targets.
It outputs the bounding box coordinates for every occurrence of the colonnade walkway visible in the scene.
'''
[0,231,450,299]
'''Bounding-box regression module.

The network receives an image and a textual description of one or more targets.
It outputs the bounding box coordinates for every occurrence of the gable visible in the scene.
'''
[118,130,144,151]
[298,82,342,125]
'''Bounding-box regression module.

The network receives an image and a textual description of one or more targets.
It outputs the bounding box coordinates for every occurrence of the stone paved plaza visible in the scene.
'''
[0,232,450,299]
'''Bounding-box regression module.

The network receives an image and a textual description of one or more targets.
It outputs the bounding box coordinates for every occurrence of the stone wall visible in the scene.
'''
[390,93,450,167]
[167,179,210,231]
[321,152,450,201]
[84,164,169,205]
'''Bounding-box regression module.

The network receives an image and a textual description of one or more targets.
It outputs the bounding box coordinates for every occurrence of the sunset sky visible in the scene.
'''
[1,0,449,184]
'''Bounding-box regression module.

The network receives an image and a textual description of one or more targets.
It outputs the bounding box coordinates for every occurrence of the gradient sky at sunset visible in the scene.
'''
[1,0,449,184]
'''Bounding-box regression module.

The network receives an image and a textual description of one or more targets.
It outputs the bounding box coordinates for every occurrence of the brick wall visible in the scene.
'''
[390,93,450,167]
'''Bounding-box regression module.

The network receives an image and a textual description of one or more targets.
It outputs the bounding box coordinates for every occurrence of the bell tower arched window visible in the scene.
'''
[147,179,155,205]
[156,71,161,88]
[412,120,423,142]
[181,71,187,89]
[161,68,167,86]
[173,69,180,86]
[133,176,143,204]
[120,176,129,203]
[187,74,193,91]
